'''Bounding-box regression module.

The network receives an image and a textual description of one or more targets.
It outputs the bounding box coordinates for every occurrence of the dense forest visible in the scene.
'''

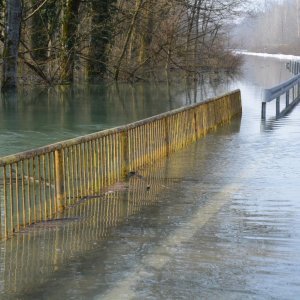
[232,0,300,55]
[0,0,245,92]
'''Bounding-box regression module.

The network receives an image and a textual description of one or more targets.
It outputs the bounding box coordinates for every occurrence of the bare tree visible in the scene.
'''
[233,0,300,54]
[114,0,145,80]
[87,0,116,81]
[2,0,23,92]
[0,0,244,90]
[61,0,81,83]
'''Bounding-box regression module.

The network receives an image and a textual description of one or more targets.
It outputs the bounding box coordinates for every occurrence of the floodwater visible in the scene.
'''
[0,79,230,157]
[1,54,300,299]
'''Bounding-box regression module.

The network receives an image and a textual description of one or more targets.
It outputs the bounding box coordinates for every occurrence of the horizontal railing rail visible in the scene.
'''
[262,73,300,118]
[0,90,241,239]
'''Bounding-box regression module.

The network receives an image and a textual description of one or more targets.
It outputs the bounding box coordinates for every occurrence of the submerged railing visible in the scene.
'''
[286,60,300,75]
[0,160,177,294]
[262,73,300,119]
[0,90,241,239]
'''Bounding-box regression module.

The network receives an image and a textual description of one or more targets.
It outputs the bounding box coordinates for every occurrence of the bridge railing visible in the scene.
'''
[0,90,241,239]
[0,160,177,293]
[286,60,300,75]
[262,73,300,119]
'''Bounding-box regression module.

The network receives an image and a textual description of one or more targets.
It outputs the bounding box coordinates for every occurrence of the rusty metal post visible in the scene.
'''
[55,149,65,212]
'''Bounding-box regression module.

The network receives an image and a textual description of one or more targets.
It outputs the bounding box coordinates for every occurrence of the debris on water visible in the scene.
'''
[128,171,136,176]
[18,217,81,233]
[67,181,130,208]
[128,171,147,181]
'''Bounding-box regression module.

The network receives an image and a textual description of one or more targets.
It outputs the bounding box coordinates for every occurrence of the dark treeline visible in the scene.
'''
[232,0,300,55]
[0,0,245,92]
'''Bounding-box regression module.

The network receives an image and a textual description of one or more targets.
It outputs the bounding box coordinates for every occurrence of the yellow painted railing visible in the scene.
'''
[0,90,241,239]
[0,160,180,294]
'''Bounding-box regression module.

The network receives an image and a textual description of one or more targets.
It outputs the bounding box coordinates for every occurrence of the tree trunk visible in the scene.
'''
[1,0,22,92]
[114,0,144,81]
[138,1,153,64]
[30,0,56,63]
[185,0,197,73]
[61,0,81,83]
[0,0,4,20]
[87,0,116,82]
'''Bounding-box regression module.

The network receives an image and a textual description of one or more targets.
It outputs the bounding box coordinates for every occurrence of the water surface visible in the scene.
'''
[1,54,300,299]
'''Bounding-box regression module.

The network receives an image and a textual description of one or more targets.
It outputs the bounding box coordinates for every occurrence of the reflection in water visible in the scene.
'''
[261,97,300,132]
[1,54,300,299]
[0,116,242,299]
[0,75,239,157]
[0,55,292,158]
[238,54,292,88]
[0,160,170,297]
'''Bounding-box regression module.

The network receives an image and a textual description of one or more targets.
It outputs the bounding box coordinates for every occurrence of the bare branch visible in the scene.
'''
[23,0,49,22]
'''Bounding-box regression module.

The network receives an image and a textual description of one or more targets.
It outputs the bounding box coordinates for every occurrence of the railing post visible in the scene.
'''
[55,149,65,212]
[3,166,7,239]
[276,97,280,117]
[194,112,198,140]
[286,90,290,107]
[293,86,295,101]
[165,117,170,156]
[121,130,129,177]
[261,102,266,119]
[294,62,296,74]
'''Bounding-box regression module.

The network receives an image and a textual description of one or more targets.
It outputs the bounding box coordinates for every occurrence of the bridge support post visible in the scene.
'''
[55,149,65,213]
[261,102,266,119]
[286,91,289,107]
[276,97,280,117]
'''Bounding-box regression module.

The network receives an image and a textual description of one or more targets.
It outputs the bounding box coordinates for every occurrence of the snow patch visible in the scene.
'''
[234,50,300,61]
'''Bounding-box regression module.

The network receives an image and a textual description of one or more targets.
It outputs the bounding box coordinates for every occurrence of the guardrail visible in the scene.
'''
[261,73,300,119]
[286,60,300,75]
[0,90,241,239]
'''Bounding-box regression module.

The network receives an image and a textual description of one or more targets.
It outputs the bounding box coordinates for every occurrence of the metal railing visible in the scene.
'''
[286,60,300,75]
[261,73,300,119]
[0,90,241,239]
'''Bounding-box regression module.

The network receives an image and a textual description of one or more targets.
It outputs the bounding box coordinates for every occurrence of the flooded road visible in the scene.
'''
[1,54,300,299]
